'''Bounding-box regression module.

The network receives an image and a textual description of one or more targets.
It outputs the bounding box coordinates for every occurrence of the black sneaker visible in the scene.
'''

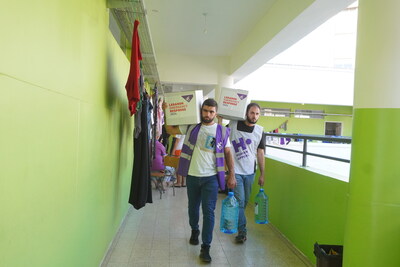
[235,231,247,243]
[189,229,200,245]
[199,244,212,262]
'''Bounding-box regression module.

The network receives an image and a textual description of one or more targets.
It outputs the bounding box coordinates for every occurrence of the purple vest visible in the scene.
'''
[177,123,230,190]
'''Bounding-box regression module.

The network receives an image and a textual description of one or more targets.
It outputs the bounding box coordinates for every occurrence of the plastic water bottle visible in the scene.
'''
[255,188,269,224]
[220,192,239,234]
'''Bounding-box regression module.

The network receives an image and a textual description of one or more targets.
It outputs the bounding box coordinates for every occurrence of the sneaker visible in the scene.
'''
[199,244,212,262]
[189,229,200,245]
[235,231,247,243]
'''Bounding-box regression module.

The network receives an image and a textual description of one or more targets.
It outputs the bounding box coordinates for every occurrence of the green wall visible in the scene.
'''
[251,158,349,263]
[254,101,353,136]
[344,108,400,266]
[248,100,352,262]
[0,1,133,266]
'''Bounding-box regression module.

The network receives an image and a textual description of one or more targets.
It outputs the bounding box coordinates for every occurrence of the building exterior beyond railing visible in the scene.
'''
[264,133,352,180]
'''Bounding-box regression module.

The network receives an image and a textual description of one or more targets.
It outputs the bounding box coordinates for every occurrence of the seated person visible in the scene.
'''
[152,138,167,172]
[151,138,167,191]
[151,139,175,190]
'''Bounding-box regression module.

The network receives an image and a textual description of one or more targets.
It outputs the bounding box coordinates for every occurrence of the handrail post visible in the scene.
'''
[302,138,307,167]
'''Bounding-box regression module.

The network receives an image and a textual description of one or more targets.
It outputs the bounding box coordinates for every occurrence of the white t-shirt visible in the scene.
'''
[179,123,231,177]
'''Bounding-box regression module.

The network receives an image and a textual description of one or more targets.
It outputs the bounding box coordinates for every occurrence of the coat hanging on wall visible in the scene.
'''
[125,20,142,116]
[129,93,153,209]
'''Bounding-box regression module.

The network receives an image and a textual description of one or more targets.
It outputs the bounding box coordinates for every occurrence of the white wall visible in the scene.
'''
[157,53,229,85]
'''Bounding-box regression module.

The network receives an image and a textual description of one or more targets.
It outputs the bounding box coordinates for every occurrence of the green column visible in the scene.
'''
[344,1,400,266]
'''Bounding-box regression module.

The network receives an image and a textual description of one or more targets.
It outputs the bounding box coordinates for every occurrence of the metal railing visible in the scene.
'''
[264,133,352,167]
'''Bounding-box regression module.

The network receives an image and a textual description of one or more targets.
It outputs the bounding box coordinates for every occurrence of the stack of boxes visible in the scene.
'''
[164,87,251,125]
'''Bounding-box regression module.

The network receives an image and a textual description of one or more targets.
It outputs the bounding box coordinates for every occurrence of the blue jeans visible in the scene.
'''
[186,175,218,246]
[234,173,255,233]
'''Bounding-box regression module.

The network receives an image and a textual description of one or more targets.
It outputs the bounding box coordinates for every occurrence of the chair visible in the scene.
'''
[151,171,168,199]
[164,155,179,170]
[151,155,179,199]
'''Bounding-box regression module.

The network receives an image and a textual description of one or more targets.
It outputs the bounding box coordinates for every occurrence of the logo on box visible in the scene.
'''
[237,93,247,100]
[181,95,194,102]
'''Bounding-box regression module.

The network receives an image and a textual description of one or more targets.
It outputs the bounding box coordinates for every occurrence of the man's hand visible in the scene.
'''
[162,101,168,110]
[224,147,236,189]
[226,173,237,189]
[258,175,265,186]
[256,148,265,187]
[217,115,223,125]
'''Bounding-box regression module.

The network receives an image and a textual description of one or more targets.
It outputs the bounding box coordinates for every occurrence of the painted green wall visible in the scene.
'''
[251,158,349,263]
[344,108,400,266]
[254,101,353,136]
[0,1,133,266]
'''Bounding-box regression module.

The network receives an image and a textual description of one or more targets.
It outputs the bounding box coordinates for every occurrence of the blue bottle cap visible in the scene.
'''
[260,188,264,192]
[228,191,234,196]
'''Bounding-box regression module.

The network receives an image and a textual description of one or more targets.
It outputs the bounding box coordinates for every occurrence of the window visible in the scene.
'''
[294,109,324,119]
[325,122,342,136]
[261,108,290,117]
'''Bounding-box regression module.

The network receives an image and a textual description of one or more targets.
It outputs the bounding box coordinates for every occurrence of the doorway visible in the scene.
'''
[325,122,342,136]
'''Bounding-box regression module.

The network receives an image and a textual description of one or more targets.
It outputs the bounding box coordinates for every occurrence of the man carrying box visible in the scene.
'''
[219,103,266,243]
[163,98,236,263]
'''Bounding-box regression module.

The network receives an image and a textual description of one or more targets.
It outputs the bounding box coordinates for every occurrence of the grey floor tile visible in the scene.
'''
[103,188,312,267]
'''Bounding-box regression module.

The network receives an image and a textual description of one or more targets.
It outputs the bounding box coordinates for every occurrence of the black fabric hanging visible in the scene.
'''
[160,124,170,149]
[151,85,158,160]
[129,93,153,209]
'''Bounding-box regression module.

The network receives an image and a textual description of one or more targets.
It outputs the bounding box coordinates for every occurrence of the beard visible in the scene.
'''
[246,116,258,124]
[201,116,214,123]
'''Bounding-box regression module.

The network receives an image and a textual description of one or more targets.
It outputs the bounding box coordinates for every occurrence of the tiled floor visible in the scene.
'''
[101,186,313,267]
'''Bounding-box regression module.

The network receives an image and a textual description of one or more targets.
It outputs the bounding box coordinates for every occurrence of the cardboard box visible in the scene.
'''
[218,88,251,120]
[165,90,203,125]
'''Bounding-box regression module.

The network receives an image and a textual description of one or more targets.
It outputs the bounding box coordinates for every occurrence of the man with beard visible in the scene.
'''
[219,103,265,243]
[164,98,236,263]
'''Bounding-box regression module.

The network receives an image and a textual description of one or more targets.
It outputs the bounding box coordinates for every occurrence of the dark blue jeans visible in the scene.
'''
[186,175,218,246]
[234,173,255,233]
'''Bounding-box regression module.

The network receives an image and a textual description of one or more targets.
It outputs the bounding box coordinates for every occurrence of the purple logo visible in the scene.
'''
[181,95,194,102]
[216,141,223,150]
[237,93,247,100]
[232,137,252,153]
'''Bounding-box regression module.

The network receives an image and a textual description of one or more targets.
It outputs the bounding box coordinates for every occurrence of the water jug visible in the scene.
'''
[255,188,269,224]
[220,191,239,234]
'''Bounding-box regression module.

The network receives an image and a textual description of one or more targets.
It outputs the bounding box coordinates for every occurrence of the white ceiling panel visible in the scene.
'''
[144,0,276,56]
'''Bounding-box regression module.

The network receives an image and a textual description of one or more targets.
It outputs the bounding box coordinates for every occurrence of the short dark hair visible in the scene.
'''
[246,103,261,114]
[202,98,218,111]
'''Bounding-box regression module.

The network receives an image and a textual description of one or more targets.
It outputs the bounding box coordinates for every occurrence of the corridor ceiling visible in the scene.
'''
[108,0,356,94]
[144,0,276,57]
[144,0,276,94]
